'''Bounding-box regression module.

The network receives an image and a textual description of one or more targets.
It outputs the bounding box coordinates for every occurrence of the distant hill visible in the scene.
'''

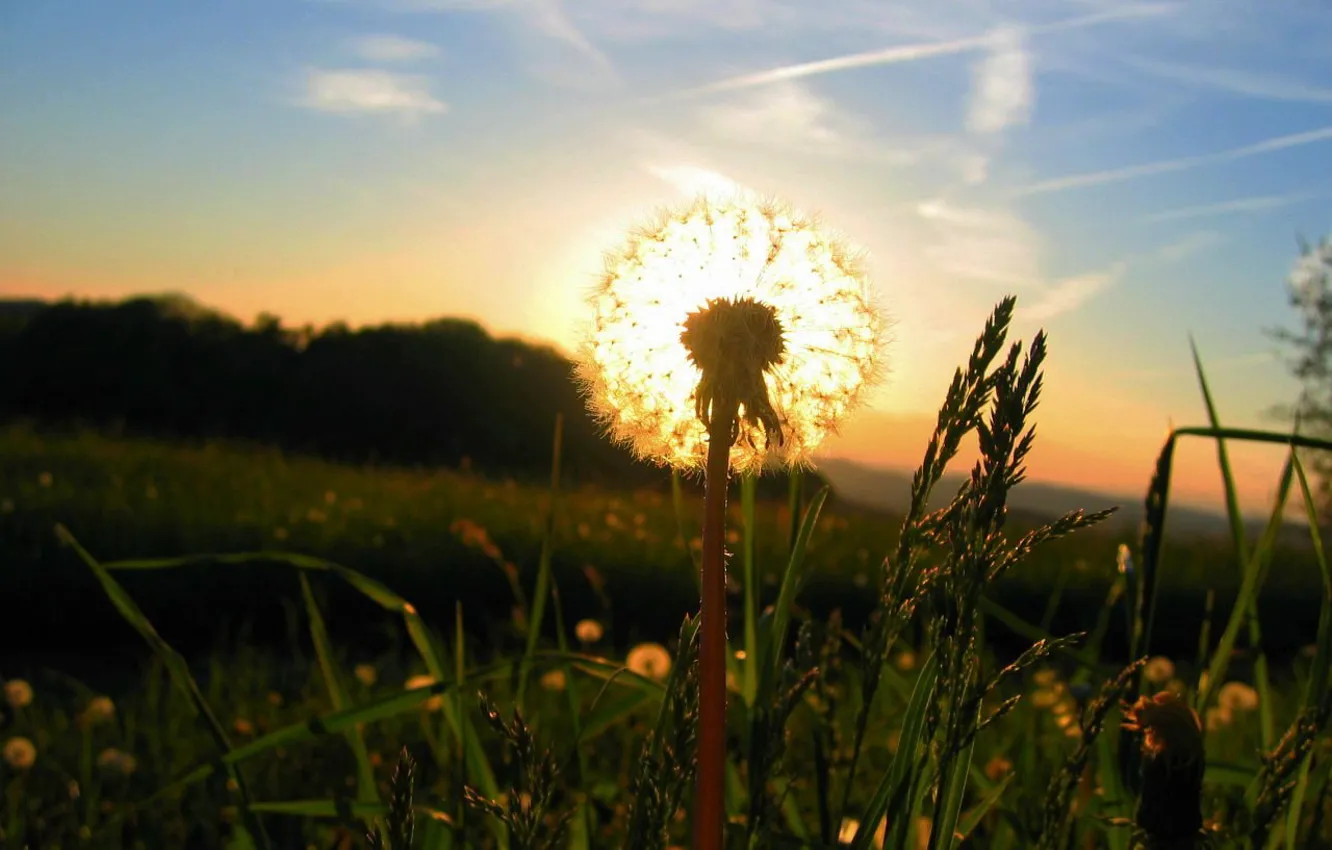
[815,456,1313,542]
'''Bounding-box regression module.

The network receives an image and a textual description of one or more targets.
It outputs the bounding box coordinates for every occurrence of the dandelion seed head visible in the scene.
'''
[627,642,672,681]
[575,194,886,473]
[3,679,33,709]
[1143,656,1175,685]
[3,736,36,770]
[1217,680,1259,712]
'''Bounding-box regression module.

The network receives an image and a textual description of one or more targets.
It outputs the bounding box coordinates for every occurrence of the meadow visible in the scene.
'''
[2,305,1331,848]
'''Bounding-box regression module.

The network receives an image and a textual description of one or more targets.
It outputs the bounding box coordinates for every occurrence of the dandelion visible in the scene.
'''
[3,679,33,709]
[893,649,917,671]
[354,663,378,686]
[1123,691,1204,846]
[576,194,885,850]
[838,816,886,848]
[1143,656,1175,685]
[540,669,567,691]
[1032,688,1060,709]
[233,718,255,736]
[575,618,604,644]
[96,748,137,776]
[38,471,53,488]
[84,695,115,726]
[3,736,35,769]
[405,675,442,712]
[1218,681,1259,712]
[627,642,672,681]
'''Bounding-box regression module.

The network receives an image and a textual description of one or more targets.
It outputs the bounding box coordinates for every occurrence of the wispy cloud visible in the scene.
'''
[300,68,447,119]
[647,163,743,199]
[1148,230,1222,264]
[1014,124,1332,197]
[1123,56,1332,103]
[1021,263,1125,321]
[1142,191,1320,223]
[349,34,441,62]
[966,26,1033,135]
[915,199,1043,287]
[525,0,616,81]
[671,3,1171,98]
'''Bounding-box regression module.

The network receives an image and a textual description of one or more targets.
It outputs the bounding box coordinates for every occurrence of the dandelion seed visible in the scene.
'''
[405,675,442,712]
[1218,681,1258,712]
[1144,656,1175,685]
[3,736,35,770]
[354,663,378,686]
[3,679,33,709]
[627,642,672,681]
[575,619,604,644]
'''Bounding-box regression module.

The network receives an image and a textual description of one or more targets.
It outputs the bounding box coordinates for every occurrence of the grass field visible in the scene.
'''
[1,415,1330,848]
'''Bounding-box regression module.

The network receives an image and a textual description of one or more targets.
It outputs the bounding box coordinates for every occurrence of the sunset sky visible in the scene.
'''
[3,0,1331,516]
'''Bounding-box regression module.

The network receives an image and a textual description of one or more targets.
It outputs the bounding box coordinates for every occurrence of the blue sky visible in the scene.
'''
[2,0,1331,509]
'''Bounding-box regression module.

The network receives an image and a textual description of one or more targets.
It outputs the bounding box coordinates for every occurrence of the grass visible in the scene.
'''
[2,300,1331,848]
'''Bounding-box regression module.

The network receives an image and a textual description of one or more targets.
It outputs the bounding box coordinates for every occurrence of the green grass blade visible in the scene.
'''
[955,772,1014,843]
[741,471,759,707]
[247,798,453,825]
[764,485,830,697]
[1292,454,1332,708]
[54,524,273,850]
[1286,757,1314,850]
[978,597,1103,672]
[298,573,379,806]
[852,650,939,850]
[1137,431,1177,662]
[929,732,975,850]
[787,467,803,557]
[1189,340,1275,749]
[97,547,504,808]
[1196,447,1295,713]
[520,412,563,706]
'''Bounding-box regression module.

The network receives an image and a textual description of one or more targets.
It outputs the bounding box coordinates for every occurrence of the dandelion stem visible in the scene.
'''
[694,393,738,850]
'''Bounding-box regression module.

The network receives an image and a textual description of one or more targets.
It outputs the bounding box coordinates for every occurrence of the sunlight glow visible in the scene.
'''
[575,195,885,473]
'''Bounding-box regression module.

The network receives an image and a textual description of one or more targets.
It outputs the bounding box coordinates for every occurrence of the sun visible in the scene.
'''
[575,193,886,474]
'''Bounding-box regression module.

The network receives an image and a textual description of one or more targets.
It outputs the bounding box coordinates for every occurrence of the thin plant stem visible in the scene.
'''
[693,395,739,850]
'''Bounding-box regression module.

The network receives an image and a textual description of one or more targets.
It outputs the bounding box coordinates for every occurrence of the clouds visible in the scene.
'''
[349,34,441,62]
[301,69,447,119]
[966,26,1033,135]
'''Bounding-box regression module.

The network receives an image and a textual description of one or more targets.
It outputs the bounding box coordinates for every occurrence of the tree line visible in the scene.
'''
[0,294,819,494]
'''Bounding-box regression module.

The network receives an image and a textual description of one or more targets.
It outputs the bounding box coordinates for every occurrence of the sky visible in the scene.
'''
[2,0,1331,516]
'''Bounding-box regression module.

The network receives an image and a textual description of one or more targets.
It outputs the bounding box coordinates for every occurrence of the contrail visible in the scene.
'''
[1015,125,1332,197]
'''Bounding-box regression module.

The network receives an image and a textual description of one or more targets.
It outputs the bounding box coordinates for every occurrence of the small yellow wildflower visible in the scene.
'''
[405,675,442,712]
[97,748,137,776]
[540,669,567,691]
[1143,656,1175,685]
[1218,681,1258,712]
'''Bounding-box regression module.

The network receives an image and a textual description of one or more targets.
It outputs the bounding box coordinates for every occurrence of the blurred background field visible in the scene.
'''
[2,420,1323,677]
